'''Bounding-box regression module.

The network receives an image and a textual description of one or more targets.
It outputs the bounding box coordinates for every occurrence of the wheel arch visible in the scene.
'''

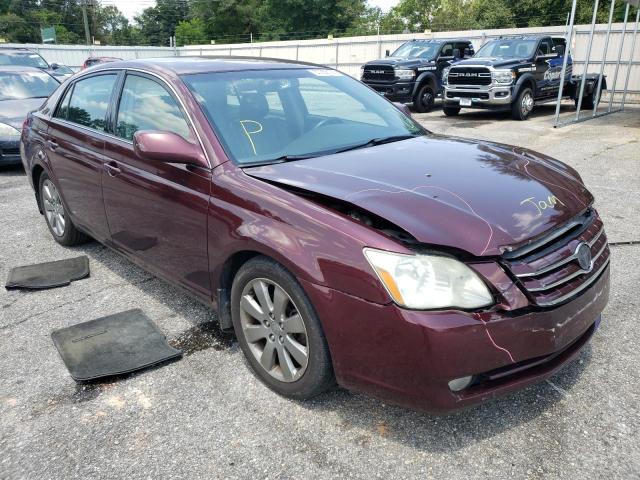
[412,72,438,97]
[31,163,46,214]
[514,73,536,98]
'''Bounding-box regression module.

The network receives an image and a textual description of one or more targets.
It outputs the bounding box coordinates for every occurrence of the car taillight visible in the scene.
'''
[22,115,32,135]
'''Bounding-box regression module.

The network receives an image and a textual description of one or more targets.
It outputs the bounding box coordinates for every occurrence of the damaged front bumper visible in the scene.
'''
[301,262,610,413]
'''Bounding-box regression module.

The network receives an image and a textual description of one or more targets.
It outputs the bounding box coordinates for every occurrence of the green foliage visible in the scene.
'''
[176,18,208,46]
[0,0,631,47]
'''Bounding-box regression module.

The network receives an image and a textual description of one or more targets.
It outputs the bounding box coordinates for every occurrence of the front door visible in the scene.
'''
[101,72,212,300]
[45,73,119,241]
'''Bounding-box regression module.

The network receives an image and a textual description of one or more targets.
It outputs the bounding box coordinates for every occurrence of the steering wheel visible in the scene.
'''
[312,117,345,131]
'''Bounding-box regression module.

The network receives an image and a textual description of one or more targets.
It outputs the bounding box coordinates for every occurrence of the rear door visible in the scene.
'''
[101,71,212,300]
[45,72,119,241]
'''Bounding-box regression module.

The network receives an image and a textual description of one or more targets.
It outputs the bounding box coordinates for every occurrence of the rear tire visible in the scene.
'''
[231,256,335,399]
[413,84,435,113]
[576,88,601,110]
[39,172,88,246]
[511,87,534,121]
[443,105,461,117]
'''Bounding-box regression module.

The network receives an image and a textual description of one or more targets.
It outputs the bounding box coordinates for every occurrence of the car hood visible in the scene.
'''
[453,57,527,68]
[365,57,435,68]
[0,98,46,130]
[244,136,593,257]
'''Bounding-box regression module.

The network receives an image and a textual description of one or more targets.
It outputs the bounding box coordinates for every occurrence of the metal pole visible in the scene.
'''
[335,40,339,69]
[608,3,631,112]
[554,0,578,126]
[295,43,299,60]
[593,0,616,116]
[621,7,640,110]
[82,0,91,46]
[575,0,599,120]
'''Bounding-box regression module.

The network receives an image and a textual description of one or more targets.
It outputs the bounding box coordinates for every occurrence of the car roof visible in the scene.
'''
[405,38,472,43]
[87,56,326,76]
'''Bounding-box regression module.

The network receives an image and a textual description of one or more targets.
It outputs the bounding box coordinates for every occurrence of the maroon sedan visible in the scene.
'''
[20,57,610,412]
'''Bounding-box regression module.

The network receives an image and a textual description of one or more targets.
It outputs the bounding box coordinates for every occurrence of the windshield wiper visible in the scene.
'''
[334,134,419,154]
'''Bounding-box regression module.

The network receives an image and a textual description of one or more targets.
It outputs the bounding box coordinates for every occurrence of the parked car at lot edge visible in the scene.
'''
[443,35,606,120]
[0,67,59,166]
[21,57,610,412]
[361,38,474,112]
[0,47,73,81]
[82,56,122,70]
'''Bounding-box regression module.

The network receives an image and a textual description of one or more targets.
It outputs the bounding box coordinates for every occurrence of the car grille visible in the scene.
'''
[362,65,395,82]
[501,208,610,307]
[448,67,492,86]
[1,147,20,156]
[446,91,490,99]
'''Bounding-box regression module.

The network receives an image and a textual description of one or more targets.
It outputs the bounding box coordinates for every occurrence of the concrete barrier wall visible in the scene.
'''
[3,22,639,101]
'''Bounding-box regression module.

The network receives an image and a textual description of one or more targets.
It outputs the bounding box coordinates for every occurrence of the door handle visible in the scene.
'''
[105,161,121,177]
[47,140,59,151]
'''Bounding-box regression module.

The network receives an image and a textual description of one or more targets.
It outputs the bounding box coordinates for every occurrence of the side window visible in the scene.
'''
[54,85,73,120]
[538,40,553,56]
[440,44,454,58]
[116,75,192,141]
[66,74,117,131]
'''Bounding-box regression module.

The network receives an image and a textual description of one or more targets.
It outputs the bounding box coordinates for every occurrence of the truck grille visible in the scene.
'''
[362,65,395,82]
[448,67,492,86]
[501,208,610,307]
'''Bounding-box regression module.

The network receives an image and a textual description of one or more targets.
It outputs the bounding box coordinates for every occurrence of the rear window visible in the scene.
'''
[0,52,49,69]
[63,74,117,131]
[0,71,58,101]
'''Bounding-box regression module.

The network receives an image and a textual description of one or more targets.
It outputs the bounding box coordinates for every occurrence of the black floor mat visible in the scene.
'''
[51,309,182,381]
[5,256,90,290]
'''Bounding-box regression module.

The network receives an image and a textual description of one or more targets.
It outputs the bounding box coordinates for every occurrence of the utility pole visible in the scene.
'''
[82,0,91,45]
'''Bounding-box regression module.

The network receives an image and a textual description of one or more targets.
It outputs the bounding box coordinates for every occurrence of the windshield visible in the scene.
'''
[391,42,439,59]
[475,39,538,59]
[0,71,59,101]
[0,52,49,69]
[183,68,423,166]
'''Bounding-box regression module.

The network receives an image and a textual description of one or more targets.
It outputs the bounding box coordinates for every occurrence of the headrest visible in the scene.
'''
[239,92,269,119]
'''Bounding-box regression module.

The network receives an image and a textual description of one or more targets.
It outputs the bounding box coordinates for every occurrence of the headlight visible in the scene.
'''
[493,69,515,85]
[442,67,450,85]
[395,68,415,80]
[0,122,20,138]
[363,248,493,310]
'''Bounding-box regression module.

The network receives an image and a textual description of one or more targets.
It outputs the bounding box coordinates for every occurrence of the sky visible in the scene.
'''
[104,0,401,21]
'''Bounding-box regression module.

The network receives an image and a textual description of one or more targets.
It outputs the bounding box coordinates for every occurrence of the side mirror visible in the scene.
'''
[555,45,565,56]
[464,48,473,57]
[452,48,462,59]
[133,131,208,168]
[393,102,412,117]
[50,63,60,70]
[385,49,390,57]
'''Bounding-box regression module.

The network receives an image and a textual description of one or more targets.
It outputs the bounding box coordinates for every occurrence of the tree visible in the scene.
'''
[176,18,208,46]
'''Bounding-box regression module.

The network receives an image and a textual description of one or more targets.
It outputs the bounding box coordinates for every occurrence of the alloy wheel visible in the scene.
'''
[239,278,309,382]
[521,91,534,116]
[42,179,65,237]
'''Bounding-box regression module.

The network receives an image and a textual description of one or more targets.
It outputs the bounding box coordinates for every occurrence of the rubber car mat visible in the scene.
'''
[5,256,90,290]
[51,309,182,381]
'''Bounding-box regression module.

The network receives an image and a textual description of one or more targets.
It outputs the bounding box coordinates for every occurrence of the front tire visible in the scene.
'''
[443,105,461,117]
[511,87,534,120]
[231,256,334,399]
[39,172,88,246]
[413,84,435,113]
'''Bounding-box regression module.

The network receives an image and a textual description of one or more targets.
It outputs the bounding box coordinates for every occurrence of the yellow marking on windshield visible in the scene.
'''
[239,120,263,156]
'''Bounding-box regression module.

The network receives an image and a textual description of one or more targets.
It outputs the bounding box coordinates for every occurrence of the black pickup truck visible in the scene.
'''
[442,35,606,120]
[360,39,474,112]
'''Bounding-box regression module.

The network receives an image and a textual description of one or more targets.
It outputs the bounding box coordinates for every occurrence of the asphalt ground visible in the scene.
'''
[1,104,639,479]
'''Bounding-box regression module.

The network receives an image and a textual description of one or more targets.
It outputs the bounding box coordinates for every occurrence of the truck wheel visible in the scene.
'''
[443,105,461,117]
[413,84,435,113]
[576,88,601,110]
[511,87,534,121]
